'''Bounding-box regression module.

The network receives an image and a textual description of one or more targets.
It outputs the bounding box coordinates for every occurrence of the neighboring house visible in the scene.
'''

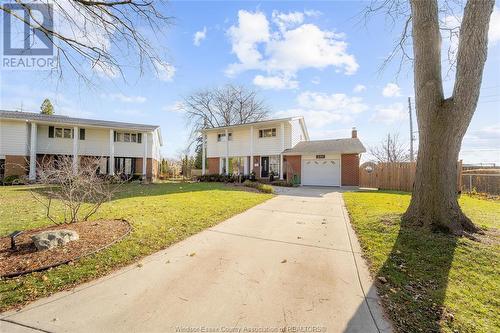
[0,110,162,181]
[200,116,366,186]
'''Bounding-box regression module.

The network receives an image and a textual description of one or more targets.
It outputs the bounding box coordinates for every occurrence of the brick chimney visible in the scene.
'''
[351,127,357,138]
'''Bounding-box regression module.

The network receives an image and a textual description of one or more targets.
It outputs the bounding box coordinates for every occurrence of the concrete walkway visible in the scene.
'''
[1,187,392,333]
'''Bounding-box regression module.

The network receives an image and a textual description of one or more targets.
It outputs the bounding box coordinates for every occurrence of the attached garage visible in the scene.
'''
[301,156,341,186]
[283,130,366,187]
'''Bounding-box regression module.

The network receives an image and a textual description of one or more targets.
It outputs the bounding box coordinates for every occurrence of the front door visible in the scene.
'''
[261,156,269,178]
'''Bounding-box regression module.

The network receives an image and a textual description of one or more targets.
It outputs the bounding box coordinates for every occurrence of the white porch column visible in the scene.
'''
[225,128,229,175]
[29,122,37,181]
[280,122,285,180]
[249,126,254,175]
[201,132,206,175]
[109,129,114,175]
[72,126,79,174]
[243,157,248,175]
[142,132,148,180]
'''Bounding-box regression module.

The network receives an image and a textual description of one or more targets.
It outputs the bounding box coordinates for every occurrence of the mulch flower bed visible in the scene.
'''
[0,219,131,278]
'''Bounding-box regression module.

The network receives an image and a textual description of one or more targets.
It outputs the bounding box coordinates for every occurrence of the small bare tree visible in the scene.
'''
[369,133,409,163]
[31,156,125,224]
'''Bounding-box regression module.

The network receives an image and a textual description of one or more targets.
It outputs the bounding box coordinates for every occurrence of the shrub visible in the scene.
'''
[2,175,25,185]
[271,180,295,187]
[243,180,274,193]
[199,174,236,183]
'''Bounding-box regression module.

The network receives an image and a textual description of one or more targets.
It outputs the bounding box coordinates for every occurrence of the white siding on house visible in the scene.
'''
[0,120,29,158]
[37,125,155,158]
[206,121,291,158]
[290,119,305,148]
[114,133,150,158]
[252,124,283,156]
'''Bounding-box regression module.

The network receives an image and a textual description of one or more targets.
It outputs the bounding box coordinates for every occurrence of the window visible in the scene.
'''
[269,155,280,174]
[217,132,232,142]
[63,128,72,139]
[259,128,276,138]
[79,128,85,140]
[114,131,142,143]
[50,127,74,139]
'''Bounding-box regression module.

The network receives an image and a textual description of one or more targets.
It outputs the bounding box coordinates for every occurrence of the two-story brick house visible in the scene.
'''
[0,110,162,181]
[200,116,366,186]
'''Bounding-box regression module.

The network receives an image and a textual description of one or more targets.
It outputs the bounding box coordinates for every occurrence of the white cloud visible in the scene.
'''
[353,84,366,93]
[304,9,322,17]
[193,27,207,46]
[489,7,500,45]
[371,103,407,124]
[311,76,321,85]
[226,10,358,83]
[253,74,298,90]
[382,83,401,97]
[94,62,119,79]
[297,91,368,114]
[153,60,176,81]
[272,11,305,32]
[103,93,146,103]
[163,101,184,113]
[226,10,270,75]
[309,128,352,140]
[275,91,368,128]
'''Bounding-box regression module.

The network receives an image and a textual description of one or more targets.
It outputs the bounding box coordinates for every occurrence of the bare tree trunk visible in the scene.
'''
[403,0,494,235]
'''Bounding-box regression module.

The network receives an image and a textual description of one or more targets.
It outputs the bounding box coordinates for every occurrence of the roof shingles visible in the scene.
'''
[0,110,159,132]
[284,138,366,154]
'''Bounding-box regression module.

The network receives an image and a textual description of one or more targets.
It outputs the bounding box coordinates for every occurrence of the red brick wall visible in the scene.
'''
[284,155,301,182]
[4,155,28,177]
[341,154,360,186]
[208,157,219,174]
[134,158,157,180]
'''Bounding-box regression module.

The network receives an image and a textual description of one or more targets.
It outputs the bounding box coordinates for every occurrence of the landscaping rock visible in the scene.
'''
[377,276,388,284]
[31,230,79,251]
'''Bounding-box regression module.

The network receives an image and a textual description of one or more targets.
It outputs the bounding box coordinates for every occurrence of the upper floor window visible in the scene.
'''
[217,132,232,142]
[48,126,73,139]
[259,128,276,138]
[114,131,142,143]
[48,126,86,140]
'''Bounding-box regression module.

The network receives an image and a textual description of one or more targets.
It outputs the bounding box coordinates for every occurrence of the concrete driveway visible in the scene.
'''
[1,187,392,333]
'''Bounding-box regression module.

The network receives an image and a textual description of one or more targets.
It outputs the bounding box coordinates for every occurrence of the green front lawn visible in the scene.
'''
[0,182,272,311]
[343,191,499,333]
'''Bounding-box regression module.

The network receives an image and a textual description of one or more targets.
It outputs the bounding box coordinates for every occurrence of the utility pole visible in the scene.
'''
[408,97,415,162]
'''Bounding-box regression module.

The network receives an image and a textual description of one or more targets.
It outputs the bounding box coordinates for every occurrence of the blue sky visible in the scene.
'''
[1,1,499,163]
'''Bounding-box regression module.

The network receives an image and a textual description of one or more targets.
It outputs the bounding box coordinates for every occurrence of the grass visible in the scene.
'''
[0,182,272,311]
[343,191,500,333]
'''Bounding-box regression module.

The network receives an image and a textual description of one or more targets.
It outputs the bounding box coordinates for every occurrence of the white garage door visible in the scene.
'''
[301,159,341,186]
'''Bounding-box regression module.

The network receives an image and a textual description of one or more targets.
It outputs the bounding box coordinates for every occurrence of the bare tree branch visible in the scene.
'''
[0,0,173,83]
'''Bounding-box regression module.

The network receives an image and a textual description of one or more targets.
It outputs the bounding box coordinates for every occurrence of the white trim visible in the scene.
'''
[72,126,78,174]
[109,129,115,175]
[225,129,229,175]
[202,133,206,175]
[142,132,148,180]
[29,122,37,181]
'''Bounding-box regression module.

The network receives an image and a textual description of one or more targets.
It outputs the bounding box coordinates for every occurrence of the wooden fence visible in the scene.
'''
[359,161,463,192]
